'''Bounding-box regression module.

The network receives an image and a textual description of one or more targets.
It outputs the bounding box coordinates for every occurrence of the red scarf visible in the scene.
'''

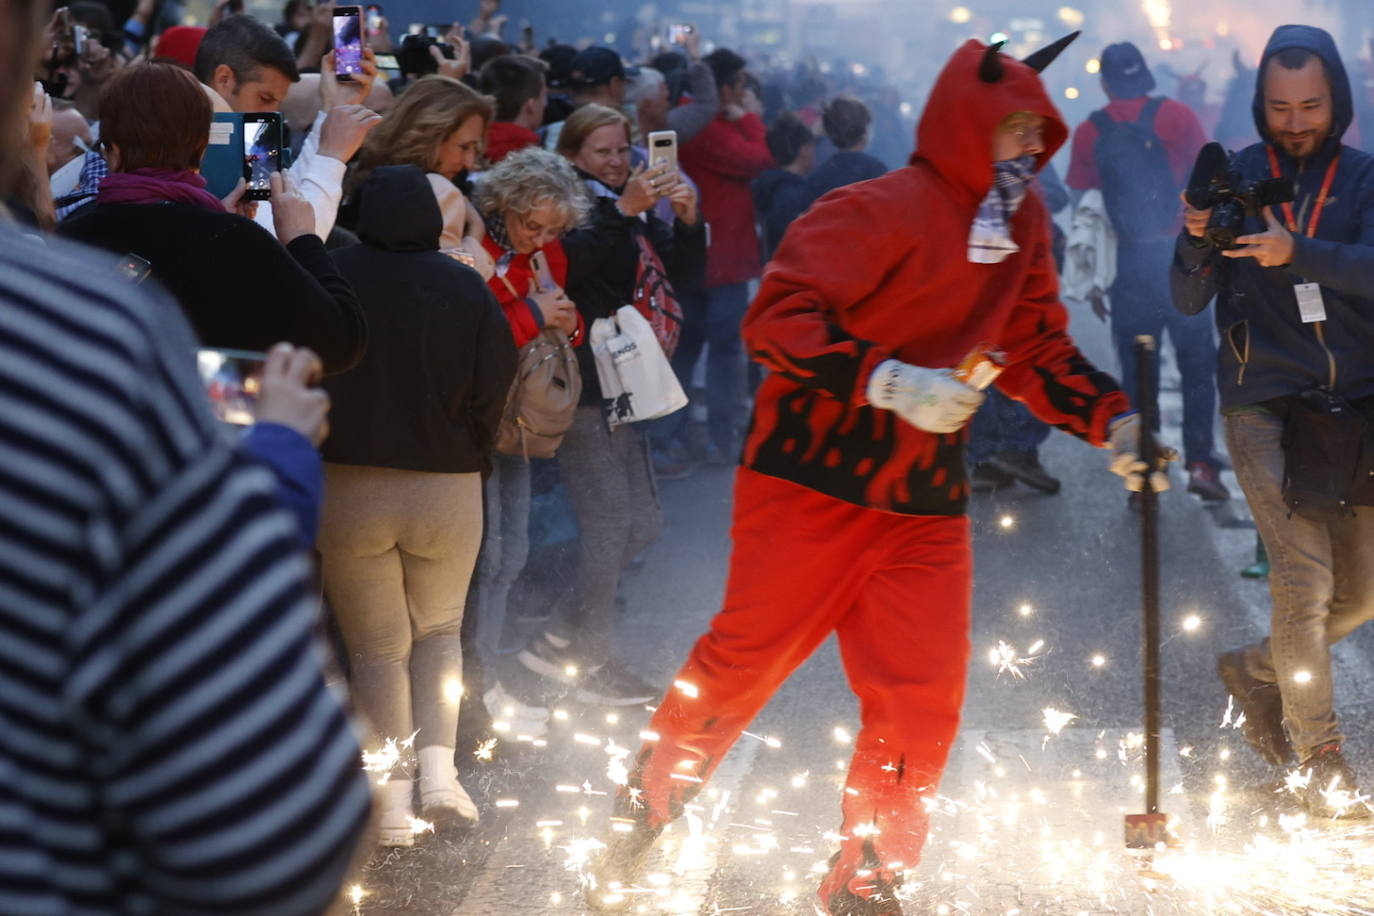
[98,169,226,212]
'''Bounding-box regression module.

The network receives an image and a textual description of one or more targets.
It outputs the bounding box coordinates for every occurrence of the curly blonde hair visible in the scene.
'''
[472,146,590,231]
[351,75,494,193]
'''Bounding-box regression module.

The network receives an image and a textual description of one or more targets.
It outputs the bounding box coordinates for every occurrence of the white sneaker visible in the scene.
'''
[418,745,479,827]
[376,778,416,848]
[483,682,551,738]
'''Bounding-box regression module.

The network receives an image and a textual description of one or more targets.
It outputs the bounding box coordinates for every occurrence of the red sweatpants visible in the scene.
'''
[632,468,972,898]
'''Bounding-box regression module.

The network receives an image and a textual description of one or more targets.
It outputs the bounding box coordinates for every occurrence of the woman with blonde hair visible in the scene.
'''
[511,103,706,706]
[349,74,494,274]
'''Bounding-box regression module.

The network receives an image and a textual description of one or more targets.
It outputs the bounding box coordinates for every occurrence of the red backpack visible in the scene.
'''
[630,233,683,358]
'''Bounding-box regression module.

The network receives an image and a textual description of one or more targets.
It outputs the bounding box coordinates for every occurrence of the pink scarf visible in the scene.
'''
[98,169,226,212]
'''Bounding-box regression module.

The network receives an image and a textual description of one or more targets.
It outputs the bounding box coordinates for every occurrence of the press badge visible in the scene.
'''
[1295,282,1327,323]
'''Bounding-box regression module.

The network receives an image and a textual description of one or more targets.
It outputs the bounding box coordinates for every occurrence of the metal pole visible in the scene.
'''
[1135,334,1161,816]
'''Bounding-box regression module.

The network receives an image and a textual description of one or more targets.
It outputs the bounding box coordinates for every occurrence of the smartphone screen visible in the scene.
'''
[665,23,692,46]
[196,348,267,426]
[333,6,364,81]
[242,114,282,201]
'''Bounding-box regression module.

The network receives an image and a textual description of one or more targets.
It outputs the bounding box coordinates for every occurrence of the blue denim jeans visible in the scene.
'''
[1227,409,1374,759]
[1112,239,1218,466]
[966,388,1050,464]
[472,451,532,659]
[669,282,750,455]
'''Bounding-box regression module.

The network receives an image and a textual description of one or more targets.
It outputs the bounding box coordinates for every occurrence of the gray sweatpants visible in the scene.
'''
[550,406,662,667]
[318,464,483,751]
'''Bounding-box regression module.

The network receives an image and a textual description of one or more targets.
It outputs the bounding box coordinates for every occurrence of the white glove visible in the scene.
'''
[1107,413,1178,492]
[867,359,985,434]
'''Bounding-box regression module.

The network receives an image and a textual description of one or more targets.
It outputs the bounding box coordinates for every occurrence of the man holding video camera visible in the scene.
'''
[1173,24,1374,819]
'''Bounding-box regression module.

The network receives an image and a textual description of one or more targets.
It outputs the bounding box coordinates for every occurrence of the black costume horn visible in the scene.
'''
[979,40,1007,83]
[1021,31,1080,73]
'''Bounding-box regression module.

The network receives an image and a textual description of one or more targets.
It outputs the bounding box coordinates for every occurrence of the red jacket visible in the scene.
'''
[680,112,774,287]
[741,40,1130,516]
[486,122,541,165]
[480,235,580,348]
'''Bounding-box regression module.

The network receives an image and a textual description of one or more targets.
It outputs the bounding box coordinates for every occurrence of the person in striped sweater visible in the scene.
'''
[0,1,372,908]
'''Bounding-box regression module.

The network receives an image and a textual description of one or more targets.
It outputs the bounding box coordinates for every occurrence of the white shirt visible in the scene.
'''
[253,110,348,241]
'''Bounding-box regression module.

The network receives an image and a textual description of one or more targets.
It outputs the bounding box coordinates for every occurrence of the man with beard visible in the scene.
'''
[1175,25,1374,820]
[588,34,1161,916]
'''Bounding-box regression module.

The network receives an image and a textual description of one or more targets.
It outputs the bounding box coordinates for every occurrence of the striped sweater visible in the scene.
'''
[0,226,371,915]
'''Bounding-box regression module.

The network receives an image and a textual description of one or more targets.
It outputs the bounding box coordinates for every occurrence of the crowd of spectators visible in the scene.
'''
[3,0,921,907]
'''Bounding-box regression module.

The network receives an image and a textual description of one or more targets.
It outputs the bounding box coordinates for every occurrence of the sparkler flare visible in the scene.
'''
[989,640,1042,678]
[1042,707,1076,735]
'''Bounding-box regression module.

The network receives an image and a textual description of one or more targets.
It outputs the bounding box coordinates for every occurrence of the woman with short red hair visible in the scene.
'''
[60,62,365,375]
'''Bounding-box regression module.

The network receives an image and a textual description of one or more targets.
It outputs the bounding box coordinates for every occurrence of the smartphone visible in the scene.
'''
[373,52,399,71]
[242,112,283,201]
[664,23,693,46]
[366,3,383,33]
[647,130,678,174]
[115,253,152,284]
[529,250,555,291]
[196,348,267,426]
[333,6,364,81]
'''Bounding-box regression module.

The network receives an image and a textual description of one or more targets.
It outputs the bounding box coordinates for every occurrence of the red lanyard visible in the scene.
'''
[1267,145,1340,238]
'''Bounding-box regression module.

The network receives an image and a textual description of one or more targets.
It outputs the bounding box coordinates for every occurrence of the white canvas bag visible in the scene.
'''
[589,305,688,427]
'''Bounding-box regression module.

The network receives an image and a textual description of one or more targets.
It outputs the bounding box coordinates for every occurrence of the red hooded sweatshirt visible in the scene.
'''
[680,112,775,287]
[741,40,1130,516]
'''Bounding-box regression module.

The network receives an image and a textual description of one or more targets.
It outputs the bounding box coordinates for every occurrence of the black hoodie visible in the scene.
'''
[323,166,516,474]
[1173,25,1374,408]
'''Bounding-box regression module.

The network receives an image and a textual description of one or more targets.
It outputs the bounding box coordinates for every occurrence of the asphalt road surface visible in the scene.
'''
[346,302,1374,915]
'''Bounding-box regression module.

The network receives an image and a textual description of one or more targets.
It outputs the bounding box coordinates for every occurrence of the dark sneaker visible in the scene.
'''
[516,635,579,684]
[1216,650,1292,765]
[576,659,660,707]
[969,462,1015,492]
[586,791,665,912]
[1187,461,1231,501]
[987,450,1062,494]
[1294,743,1371,820]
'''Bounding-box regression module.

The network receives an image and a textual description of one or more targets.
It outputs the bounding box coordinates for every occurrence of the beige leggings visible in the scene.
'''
[318,464,483,751]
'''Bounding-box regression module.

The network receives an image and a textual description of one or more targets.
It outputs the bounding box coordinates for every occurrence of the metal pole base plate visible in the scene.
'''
[1124,812,1175,849]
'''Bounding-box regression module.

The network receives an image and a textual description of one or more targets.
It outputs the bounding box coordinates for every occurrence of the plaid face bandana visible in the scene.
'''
[968,155,1037,264]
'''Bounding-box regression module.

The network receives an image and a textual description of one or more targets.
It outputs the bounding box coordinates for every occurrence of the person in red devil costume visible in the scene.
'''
[588,34,1167,916]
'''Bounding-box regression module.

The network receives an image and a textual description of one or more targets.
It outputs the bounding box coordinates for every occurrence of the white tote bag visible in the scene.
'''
[589,305,688,428]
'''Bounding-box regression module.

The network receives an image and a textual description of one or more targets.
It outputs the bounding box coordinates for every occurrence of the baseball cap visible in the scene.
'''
[1100,42,1156,99]
[569,46,638,88]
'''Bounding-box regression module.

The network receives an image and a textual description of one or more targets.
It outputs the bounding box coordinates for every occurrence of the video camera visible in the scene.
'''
[1186,141,1294,250]
[397,32,455,77]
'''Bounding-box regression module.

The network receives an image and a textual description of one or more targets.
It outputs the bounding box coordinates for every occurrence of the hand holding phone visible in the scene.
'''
[332,5,364,81]
[255,343,330,446]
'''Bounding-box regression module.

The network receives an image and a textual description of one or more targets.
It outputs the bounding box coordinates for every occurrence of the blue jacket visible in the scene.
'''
[1171,25,1374,409]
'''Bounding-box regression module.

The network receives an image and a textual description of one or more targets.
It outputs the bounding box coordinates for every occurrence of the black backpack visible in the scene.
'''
[1090,97,1177,240]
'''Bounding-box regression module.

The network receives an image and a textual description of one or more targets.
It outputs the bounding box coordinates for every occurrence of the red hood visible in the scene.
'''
[913,40,1069,205]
